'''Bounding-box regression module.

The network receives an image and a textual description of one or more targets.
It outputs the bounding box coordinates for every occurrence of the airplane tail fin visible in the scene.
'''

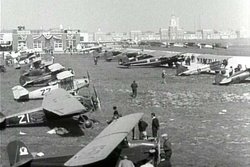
[12,85,29,100]
[118,54,129,65]
[214,73,228,85]
[7,140,33,167]
[176,64,188,76]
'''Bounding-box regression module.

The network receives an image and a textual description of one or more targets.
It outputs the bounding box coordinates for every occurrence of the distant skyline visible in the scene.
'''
[1,0,250,32]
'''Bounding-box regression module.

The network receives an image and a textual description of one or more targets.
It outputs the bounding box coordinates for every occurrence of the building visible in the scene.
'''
[159,28,169,41]
[168,15,183,40]
[12,26,81,52]
[129,30,142,41]
[0,33,13,51]
[236,27,250,38]
[141,31,160,41]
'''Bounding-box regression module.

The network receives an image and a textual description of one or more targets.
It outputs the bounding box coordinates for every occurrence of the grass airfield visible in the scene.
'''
[1,52,250,167]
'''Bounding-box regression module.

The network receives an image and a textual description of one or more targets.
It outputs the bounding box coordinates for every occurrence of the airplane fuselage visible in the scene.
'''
[13,78,89,100]
[16,141,158,167]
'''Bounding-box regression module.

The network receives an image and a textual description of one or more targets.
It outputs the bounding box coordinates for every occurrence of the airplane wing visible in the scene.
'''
[42,88,86,116]
[64,113,144,166]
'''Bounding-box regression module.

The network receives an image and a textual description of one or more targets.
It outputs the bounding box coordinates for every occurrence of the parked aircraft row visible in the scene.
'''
[1,49,167,167]
[102,47,250,85]
[137,41,229,49]
[176,54,250,85]
[104,48,184,68]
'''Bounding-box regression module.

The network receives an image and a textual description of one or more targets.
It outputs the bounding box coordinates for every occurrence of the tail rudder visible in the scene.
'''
[176,64,188,76]
[7,140,33,167]
[12,85,29,100]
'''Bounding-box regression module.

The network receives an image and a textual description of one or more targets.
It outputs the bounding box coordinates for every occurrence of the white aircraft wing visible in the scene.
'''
[64,112,144,166]
[42,88,86,116]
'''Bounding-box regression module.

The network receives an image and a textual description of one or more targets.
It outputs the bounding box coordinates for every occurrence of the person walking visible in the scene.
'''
[151,113,159,138]
[131,80,138,98]
[138,118,148,140]
[118,155,135,167]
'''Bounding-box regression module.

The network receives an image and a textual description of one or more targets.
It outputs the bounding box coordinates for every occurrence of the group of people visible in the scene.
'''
[117,134,172,167]
[108,106,172,167]
[108,107,161,140]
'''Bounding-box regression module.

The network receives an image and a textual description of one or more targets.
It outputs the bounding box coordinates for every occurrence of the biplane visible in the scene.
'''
[20,56,55,77]
[6,113,165,167]
[13,70,90,100]
[0,88,100,130]
[19,63,65,87]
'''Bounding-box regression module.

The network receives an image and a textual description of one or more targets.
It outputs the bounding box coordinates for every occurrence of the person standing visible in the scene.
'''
[158,133,172,167]
[131,80,138,98]
[229,66,233,76]
[107,106,121,124]
[94,57,98,65]
[118,155,135,167]
[151,113,159,138]
[162,70,166,84]
[138,118,148,140]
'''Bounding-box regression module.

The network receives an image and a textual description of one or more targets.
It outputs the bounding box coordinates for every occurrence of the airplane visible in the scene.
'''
[119,51,184,68]
[13,70,90,101]
[20,55,55,76]
[77,45,103,54]
[214,68,250,85]
[176,61,222,76]
[212,43,229,49]
[211,56,250,85]
[5,49,36,66]
[103,48,125,62]
[19,63,66,87]
[117,49,155,65]
[0,88,100,130]
[176,54,230,76]
[6,113,165,167]
[197,43,214,49]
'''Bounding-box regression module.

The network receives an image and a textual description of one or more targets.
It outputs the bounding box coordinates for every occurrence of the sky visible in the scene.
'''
[1,0,250,32]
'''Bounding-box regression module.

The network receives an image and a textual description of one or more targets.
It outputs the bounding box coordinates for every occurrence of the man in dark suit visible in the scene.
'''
[131,80,138,98]
[138,118,148,140]
[151,113,159,138]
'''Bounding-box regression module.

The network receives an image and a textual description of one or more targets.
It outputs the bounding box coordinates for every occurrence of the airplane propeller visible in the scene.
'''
[87,71,90,80]
[92,85,102,112]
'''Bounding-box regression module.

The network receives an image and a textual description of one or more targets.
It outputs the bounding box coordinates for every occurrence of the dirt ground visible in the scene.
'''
[1,51,250,167]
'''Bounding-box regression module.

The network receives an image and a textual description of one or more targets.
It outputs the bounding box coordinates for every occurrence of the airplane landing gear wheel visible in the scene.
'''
[78,114,93,129]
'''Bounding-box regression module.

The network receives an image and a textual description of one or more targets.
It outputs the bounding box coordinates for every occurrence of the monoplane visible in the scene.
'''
[0,88,100,130]
[119,51,184,68]
[6,113,165,167]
